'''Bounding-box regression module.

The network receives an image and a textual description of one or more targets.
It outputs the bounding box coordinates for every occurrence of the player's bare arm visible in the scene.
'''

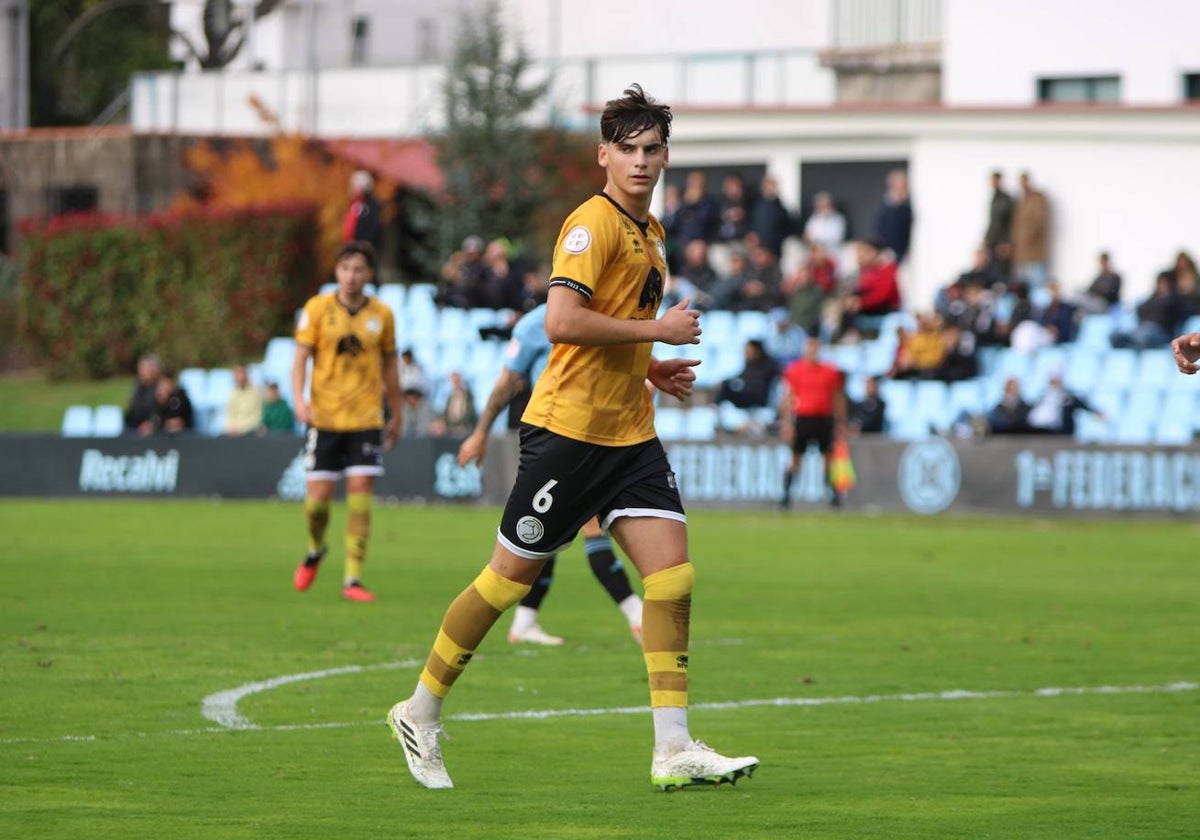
[544,287,701,347]
[382,352,403,449]
[1171,332,1200,374]
[291,343,314,425]
[457,367,526,467]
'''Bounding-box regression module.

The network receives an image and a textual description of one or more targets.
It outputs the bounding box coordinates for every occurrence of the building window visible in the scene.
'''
[1184,73,1200,102]
[351,16,370,66]
[416,18,438,63]
[1037,76,1120,104]
[46,185,99,217]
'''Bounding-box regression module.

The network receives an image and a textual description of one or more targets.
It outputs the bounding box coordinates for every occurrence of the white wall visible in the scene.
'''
[944,0,1200,105]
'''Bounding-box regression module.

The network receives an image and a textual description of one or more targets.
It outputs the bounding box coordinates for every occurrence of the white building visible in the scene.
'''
[135,0,1200,307]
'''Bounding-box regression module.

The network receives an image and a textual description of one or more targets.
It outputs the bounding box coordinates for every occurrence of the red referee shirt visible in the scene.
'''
[782,358,844,417]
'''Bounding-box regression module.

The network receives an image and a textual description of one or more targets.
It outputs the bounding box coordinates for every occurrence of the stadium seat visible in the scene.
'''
[92,405,124,437]
[656,406,686,441]
[1101,349,1139,389]
[262,337,296,380]
[861,338,898,377]
[205,368,236,407]
[1076,314,1117,350]
[700,310,736,345]
[1063,345,1104,395]
[879,310,917,336]
[734,310,771,342]
[684,405,718,441]
[61,405,93,437]
[824,343,863,375]
[1137,349,1179,391]
[179,368,208,403]
[377,284,406,318]
[946,379,987,420]
[717,401,751,433]
[1154,416,1194,446]
[911,380,949,427]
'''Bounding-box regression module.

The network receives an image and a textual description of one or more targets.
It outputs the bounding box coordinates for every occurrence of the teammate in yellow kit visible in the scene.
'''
[291,241,401,602]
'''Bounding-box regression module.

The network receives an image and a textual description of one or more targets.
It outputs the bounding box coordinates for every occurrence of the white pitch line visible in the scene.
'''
[2,680,1195,746]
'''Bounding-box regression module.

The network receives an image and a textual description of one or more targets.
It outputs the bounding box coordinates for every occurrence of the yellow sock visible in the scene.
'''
[641,562,694,708]
[344,493,371,583]
[304,498,330,554]
[418,567,531,699]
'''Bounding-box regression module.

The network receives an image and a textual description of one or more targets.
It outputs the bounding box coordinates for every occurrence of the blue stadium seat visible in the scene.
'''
[879,311,917,336]
[700,310,736,345]
[946,379,987,420]
[656,407,686,441]
[262,337,296,380]
[735,310,772,341]
[1137,349,1178,390]
[824,344,863,375]
[717,401,751,433]
[1154,416,1194,446]
[61,405,93,437]
[92,405,124,437]
[1101,349,1139,389]
[1076,313,1117,350]
[684,406,719,441]
[861,338,898,377]
[205,368,236,407]
[179,368,208,403]
[1063,345,1104,395]
[377,284,406,318]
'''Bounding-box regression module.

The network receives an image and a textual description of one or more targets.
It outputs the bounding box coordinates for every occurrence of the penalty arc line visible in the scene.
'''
[3,677,1196,746]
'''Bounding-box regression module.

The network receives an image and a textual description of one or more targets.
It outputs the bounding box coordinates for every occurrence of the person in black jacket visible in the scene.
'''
[152,371,194,434]
[344,170,383,253]
[124,353,161,436]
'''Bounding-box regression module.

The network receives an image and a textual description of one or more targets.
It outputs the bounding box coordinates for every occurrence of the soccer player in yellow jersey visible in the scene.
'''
[291,242,402,602]
[388,85,758,790]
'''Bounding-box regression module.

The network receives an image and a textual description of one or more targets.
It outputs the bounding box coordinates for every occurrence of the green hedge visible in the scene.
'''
[18,203,318,379]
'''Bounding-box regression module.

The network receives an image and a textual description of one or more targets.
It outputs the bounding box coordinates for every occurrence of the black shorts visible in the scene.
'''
[304,427,384,479]
[498,424,686,560]
[791,415,834,455]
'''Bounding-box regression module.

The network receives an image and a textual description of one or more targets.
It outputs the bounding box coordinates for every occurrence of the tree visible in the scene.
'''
[173,0,286,70]
[437,0,549,257]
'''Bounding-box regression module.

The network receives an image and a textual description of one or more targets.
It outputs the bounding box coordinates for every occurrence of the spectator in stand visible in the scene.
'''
[436,235,486,309]
[1025,372,1104,435]
[400,384,437,438]
[1035,282,1078,344]
[764,307,809,365]
[1077,251,1123,314]
[343,170,383,254]
[716,339,781,409]
[839,238,901,338]
[953,280,1002,345]
[970,377,1030,436]
[709,248,755,310]
[983,170,1014,268]
[956,244,1009,292]
[889,314,947,380]
[1111,271,1188,350]
[779,336,847,509]
[732,243,784,312]
[152,371,194,434]
[747,174,795,259]
[935,323,978,382]
[781,263,829,338]
[124,353,161,436]
[399,348,429,396]
[1011,171,1051,289]
[224,363,263,436]
[1166,251,1200,314]
[803,191,847,258]
[475,237,524,310]
[261,382,296,434]
[432,371,478,437]
[674,238,720,309]
[715,173,749,243]
[873,170,913,263]
[847,376,886,434]
[659,183,683,271]
[674,170,718,245]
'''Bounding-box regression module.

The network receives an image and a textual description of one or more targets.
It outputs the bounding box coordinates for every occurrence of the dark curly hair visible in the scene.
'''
[600,83,673,146]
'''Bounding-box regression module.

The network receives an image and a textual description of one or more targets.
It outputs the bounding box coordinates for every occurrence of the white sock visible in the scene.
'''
[618,594,643,628]
[652,706,692,755]
[408,682,443,724]
[509,605,538,635]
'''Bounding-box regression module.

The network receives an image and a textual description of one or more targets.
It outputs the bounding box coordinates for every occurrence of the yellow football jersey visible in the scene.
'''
[522,193,668,446]
[295,293,396,432]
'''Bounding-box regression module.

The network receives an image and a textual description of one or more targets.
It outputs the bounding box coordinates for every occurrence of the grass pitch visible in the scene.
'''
[2,500,1197,839]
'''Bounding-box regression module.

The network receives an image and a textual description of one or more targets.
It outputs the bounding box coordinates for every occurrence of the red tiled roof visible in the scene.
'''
[323,138,444,193]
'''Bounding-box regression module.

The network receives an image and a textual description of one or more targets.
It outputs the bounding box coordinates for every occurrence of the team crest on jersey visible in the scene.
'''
[516,515,545,544]
[638,267,664,312]
[654,237,666,263]
[563,225,592,254]
[336,334,365,356]
[366,317,381,334]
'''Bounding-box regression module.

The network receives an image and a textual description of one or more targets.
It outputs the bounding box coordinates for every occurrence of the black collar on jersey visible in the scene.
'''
[334,292,369,316]
[599,191,651,237]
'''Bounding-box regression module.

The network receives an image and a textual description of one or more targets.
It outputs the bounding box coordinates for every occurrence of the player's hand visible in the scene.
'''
[294,401,311,426]
[1171,332,1200,374]
[657,298,702,345]
[383,416,401,450]
[649,358,700,401]
[457,431,488,467]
